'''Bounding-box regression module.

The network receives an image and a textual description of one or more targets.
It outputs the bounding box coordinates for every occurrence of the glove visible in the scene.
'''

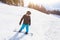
[29,24,31,26]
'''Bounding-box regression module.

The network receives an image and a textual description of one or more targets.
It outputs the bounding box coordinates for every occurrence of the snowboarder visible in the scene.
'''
[19,11,31,34]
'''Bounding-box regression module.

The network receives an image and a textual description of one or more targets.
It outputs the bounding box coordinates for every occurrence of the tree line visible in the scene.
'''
[0,0,24,6]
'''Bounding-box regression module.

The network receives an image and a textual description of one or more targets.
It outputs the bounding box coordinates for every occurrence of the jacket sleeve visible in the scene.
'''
[29,17,31,25]
[19,15,24,25]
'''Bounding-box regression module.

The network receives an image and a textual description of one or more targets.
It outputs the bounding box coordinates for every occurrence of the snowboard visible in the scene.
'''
[14,31,33,36]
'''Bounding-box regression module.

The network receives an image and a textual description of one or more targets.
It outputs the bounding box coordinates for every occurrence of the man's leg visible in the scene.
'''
[19,24,25,32]
[25,24,29,34]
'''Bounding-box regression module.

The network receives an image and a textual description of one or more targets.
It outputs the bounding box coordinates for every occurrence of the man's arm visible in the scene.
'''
[29,17,31,25]
[19,15,24,25]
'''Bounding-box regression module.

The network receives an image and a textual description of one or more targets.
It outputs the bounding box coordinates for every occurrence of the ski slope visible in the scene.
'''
[0,3,60,40]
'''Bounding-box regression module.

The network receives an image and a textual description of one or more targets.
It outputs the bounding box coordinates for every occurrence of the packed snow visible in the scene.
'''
[0,3,60,40]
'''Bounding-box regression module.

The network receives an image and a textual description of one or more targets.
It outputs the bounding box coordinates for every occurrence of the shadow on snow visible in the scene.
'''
[9,32,26,40]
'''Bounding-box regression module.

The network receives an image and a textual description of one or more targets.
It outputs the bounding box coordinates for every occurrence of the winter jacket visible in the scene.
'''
[19,15,31,25]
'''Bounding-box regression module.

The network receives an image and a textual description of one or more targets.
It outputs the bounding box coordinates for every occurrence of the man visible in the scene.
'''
[19,11,31,34]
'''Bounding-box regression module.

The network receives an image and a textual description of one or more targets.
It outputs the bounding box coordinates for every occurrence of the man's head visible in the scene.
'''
[26,11,31,16]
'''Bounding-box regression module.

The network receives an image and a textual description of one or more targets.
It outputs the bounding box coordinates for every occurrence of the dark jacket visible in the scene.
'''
[19,15,31,25]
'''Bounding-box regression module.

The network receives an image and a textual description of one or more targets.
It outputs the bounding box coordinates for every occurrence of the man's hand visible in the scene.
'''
[29,24,31,26]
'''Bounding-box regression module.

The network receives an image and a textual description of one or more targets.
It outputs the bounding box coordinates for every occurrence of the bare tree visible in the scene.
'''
[0,0,24,6]
[19,0,24,6]
[6,0,14,5]
[0,0,6,3]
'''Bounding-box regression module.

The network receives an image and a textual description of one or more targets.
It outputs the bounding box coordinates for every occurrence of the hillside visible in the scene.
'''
[0,3,60,40]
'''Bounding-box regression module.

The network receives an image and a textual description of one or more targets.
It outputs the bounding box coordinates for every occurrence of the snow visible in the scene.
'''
[0,3,60,40]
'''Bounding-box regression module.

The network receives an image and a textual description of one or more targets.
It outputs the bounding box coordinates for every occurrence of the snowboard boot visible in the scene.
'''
[18,30,21,33]
[25,32,28,34]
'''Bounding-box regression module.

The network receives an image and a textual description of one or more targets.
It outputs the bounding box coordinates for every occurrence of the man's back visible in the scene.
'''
[23,15,31,25]
[19,11,31,34]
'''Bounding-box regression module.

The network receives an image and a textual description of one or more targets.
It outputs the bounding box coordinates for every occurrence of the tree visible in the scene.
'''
[0,0,24,6]
[28,3,47,13]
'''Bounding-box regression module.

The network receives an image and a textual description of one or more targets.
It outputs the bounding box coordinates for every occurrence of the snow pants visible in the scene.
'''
[19,24,29,33]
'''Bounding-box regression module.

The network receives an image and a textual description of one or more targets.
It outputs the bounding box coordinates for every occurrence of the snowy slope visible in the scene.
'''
[0,3,60,40]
